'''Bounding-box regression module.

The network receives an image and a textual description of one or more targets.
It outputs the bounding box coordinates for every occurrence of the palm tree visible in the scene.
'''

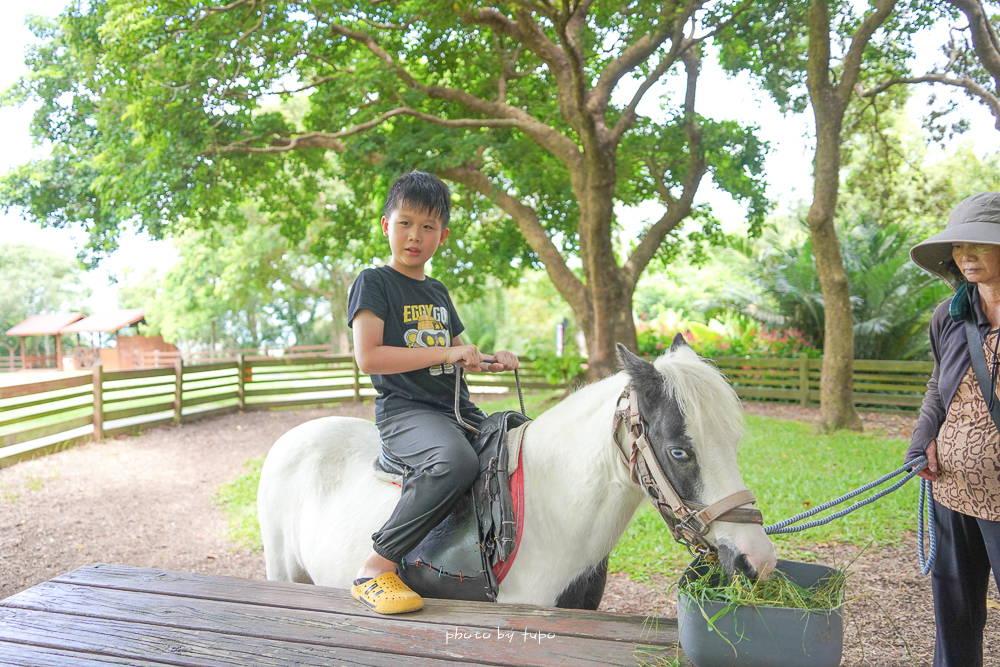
[729,216,949,360]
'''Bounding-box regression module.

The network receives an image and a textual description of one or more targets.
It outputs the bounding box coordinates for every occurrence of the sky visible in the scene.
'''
[2,4,999,312]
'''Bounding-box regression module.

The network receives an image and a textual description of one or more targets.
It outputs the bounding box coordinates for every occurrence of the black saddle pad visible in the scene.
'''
[387,410,530,602]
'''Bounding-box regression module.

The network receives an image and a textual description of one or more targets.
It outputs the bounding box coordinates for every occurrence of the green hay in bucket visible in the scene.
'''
[678,555,847,612]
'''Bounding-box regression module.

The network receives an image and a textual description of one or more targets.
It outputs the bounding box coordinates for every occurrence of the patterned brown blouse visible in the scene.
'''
[935,330,1000,521]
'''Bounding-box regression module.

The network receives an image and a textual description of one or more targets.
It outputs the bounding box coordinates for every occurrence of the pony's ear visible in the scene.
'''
[670,333,691,353]
[617,342,667,401]
[616,342,644,371]
[616,342,657,377]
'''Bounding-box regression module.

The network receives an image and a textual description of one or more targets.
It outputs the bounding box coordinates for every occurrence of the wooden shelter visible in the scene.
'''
[4,313,84,370]
[4,309,177,372]
[61,309,176,371]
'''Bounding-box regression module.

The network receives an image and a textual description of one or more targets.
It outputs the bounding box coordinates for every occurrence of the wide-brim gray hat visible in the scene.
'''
[911,192,1000,290]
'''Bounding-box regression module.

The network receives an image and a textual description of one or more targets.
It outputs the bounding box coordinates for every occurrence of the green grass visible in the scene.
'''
[213,403,921,588]
[608,414,918,581]
[679,556,846,611]
[213,455,266,551]
[472,388,563,416]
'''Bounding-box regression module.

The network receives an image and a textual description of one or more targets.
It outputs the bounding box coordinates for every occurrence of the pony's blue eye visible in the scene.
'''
[670,448,689,461]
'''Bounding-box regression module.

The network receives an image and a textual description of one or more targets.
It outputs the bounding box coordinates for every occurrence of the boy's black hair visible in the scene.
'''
[384,170,451,227]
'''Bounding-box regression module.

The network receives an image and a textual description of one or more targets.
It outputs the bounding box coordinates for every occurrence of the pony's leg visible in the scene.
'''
[263,536,314,584]
[553,556,609,610]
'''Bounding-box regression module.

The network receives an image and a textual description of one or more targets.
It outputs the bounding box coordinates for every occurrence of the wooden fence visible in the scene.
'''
[714,353,934,409]
[0,352,935,469]
[0,355,558,468]
[2,353,58,372]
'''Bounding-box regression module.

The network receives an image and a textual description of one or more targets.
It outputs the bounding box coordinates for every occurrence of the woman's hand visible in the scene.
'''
[917,439,940,482]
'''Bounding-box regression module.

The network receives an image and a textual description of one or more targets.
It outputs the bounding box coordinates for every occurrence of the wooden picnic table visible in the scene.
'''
[0,564,687,666]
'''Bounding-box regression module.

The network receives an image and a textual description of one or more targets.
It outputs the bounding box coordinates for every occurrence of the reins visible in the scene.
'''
[762,455,937,575]
[454,359,526,436]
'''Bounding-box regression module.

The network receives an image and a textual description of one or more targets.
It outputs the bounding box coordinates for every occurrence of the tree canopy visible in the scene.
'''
[2,0,772,376]
[0,243,90,353]
[120,209,358,351]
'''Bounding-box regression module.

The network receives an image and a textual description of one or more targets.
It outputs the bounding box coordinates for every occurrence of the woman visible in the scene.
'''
[909,192,1000,667]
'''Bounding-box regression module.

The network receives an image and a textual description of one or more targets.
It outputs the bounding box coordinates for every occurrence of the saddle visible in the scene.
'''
[374,410,531,602]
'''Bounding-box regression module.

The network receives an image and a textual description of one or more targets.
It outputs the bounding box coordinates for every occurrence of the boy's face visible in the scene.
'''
[381,203,449,279]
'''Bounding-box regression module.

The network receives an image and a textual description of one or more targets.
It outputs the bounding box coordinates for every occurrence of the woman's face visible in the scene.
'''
[953,243,1000,286]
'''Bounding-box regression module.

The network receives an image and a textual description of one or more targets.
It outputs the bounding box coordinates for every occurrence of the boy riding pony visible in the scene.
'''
[347,171,519,614]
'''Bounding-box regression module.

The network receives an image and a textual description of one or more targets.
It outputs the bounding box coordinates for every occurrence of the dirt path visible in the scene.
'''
[1,400,997,665]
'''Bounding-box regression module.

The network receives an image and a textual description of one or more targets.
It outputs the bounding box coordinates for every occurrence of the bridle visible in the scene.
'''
[612,384,764,553]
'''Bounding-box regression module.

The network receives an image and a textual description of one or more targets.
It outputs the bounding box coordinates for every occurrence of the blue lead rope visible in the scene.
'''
[918,477,937,575]
[761,456,936,574]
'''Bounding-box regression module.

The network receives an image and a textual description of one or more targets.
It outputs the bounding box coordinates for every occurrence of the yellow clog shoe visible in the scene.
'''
[351,573,424,614]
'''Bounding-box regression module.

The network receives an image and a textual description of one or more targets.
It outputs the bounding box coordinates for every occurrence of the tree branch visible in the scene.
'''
[463,7,589,137]
[836,0,898,105]
[262,74,350,97]
[624,48,707,288]
[324,19,583,168]
[436,165,589,313]
[608,36,691,145]
[597,0,754,134]
[947,0,1000,88]
[208,106,530,154]
[860,72,1000,130]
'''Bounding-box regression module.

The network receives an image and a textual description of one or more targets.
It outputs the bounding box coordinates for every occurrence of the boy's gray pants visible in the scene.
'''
[372,408,487,563]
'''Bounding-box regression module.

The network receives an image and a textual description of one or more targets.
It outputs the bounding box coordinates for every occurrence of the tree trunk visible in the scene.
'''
[581,275,638,379]
[576,160,639,379]
[806,0,863,432]
[808,121,862,431]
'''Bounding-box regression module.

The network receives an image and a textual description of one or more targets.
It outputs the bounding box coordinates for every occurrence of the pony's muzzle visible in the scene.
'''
[717,536,776,581]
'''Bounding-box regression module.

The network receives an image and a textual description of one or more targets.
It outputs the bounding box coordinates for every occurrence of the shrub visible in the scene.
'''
[526,348,587,385]
[636,310,820,359]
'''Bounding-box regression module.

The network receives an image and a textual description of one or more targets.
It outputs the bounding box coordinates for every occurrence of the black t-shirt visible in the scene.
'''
[347,265,478,421]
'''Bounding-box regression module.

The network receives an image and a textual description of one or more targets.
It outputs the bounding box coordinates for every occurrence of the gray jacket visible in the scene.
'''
[907,283,995,463]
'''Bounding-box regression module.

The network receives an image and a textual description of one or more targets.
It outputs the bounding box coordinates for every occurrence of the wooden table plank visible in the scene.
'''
[52,563,677,647]
[0,641,172,666]
[3,582,651,667]
[0,607,488,667]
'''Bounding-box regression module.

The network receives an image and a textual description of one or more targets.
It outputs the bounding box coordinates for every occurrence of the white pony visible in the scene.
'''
[258,339,776,607]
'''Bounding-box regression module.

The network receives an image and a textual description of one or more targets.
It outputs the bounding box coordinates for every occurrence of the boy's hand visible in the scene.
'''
[485,350,519,373]
[446,344,486,371]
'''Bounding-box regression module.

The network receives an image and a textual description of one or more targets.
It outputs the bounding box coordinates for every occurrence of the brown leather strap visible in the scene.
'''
[688,489,763,529]
[611,384,764,550]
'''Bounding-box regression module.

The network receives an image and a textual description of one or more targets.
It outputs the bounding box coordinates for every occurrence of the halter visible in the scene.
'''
[612,384,764,552]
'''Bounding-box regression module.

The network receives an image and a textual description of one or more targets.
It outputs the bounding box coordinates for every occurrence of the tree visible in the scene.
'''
[0,243,90,356]
[719,0,940,430]
[730,136,999,361]
[3,0,770,378]
[120,215,358,351]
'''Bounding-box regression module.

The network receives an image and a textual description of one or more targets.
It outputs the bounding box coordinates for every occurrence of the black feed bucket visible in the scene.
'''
[677,557,845,667]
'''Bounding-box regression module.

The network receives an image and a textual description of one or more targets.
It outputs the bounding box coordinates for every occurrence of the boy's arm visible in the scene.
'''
[353,310,488,374]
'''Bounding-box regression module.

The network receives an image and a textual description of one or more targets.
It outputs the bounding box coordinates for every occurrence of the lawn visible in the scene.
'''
[215,398,921,587]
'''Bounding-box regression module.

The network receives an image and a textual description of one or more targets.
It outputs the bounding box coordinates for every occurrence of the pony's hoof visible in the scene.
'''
[351,573,424,614]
